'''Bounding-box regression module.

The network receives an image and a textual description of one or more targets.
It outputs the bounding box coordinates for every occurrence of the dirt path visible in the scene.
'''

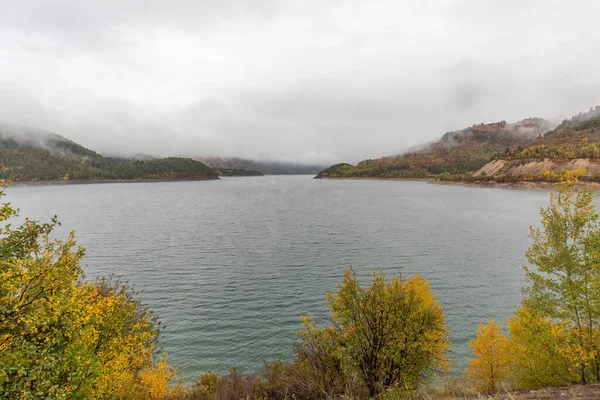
[490,384,600,399]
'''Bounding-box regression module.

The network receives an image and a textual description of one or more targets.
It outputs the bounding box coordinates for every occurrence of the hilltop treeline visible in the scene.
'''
[0,130,218,182]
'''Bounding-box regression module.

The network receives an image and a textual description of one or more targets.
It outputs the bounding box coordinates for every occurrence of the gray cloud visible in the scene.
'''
[1,0,600,164]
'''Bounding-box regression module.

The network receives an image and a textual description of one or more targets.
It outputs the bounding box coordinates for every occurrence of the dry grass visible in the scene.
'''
[419,383,600,400]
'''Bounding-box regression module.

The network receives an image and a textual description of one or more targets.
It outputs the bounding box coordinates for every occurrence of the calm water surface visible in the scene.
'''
[7,176,556,380]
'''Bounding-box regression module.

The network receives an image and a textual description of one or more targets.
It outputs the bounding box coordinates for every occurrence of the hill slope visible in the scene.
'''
[468,106,600,183]
[315,118,553,179]
[0,124,219,182]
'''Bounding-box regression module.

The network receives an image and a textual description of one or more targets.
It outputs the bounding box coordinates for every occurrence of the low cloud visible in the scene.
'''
[1,0,600,164]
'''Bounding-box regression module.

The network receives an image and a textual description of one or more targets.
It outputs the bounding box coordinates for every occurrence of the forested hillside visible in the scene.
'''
[315,118,552,179]
[501,106,600,160]
[463,106,600,183]
[0,125,219,182]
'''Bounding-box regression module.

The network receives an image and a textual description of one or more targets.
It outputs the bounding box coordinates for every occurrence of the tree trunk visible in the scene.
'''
[579,362,587,385]
[367,381,378,398]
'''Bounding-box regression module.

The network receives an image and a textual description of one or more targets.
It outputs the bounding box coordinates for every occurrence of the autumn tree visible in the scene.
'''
[297,268,449,398]
[522,179,600,384]
[0,187,176,399]
[466,319,512,393]
[78,277,168,398]
[507,306,580,389]
[0,190,91,398]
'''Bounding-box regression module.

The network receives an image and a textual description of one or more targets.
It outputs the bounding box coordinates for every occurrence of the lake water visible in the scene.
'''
[5,176,555,381]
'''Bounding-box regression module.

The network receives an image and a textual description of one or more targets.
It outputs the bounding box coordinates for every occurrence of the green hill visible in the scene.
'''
[0,124,219,182]
[315,118,553,179]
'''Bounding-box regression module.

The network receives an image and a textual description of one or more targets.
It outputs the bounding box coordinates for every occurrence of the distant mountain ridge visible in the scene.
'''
[0,124,219,182]
[315,118,553,179]
[212,167,263,177]
[198,157,325,175]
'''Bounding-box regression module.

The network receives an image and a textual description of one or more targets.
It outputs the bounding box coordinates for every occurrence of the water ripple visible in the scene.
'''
[7,177,555,381]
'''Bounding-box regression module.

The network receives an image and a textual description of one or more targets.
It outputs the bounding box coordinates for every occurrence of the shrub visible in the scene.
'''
[296,268,449,398]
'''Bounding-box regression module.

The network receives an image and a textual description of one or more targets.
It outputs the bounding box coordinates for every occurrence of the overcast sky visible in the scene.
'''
[1,0,599,164]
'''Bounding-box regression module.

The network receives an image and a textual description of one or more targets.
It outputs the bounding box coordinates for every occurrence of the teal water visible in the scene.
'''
[6,176,553,381]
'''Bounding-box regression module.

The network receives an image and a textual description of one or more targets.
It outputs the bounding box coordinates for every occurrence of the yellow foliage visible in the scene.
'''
[507,306,581,389]
[0,187,176,399]
[466,319,511,394]
[324,268,449,397]
[139,357,179,399]
[541,168,587,182]
[78,279,162,398]
[523,181,600,385]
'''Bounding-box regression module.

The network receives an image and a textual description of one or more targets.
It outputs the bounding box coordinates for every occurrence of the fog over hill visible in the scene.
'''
[0,123,218,182]
[2,1,600,163]
[198,157,325,175]
[0,122,68,147]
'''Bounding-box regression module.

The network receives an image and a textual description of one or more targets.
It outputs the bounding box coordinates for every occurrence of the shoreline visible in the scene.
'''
[316,176,600,190]
[429,180,553,190]
[7,176,220,187]
[8,175,600,190]
[431,179,600,190]
[314,176,431,181]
